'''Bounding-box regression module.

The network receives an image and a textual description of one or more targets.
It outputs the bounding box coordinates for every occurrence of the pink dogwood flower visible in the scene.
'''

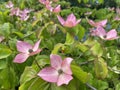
[6,1,14,9]
[114,16,120,21]
[10,7,21,16]
[38,54,73,86]
[57,13,81,28]
[90,26,119,40]
[46,4,61,13]
[19,9,31,21]
[114,7,120,21]
[39,0,51,5]
[90,27,106,37]
[104,29,119,40]
[13,40,42,63]
[88,19,107,27]
[52,5,61,13]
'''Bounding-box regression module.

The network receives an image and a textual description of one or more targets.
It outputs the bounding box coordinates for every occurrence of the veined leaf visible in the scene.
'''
[94,58,108,79]
[71,65,89,83]
[0,44,12,59]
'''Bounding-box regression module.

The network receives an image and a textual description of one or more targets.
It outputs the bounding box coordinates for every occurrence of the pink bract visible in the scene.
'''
[13,40,42,63]
[53,5,61,13]
[10,7,21,16]
[105,29,119,40]
[6,1,14,9]
[57,13,81,28]
[88,19,107,27]
[38,54,73,86]
[39,0,51,5]
[90,27,119,40]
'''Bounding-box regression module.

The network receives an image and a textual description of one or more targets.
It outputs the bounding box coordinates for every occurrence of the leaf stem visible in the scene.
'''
[35,59,41,69]
[79,60,94,66]
[86,83,97,90]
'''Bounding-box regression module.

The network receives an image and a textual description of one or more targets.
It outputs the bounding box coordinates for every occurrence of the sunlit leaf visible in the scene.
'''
[94,58,108,79]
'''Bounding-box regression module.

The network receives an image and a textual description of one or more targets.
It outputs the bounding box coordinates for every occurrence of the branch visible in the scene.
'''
[86,83,97,90]
[79,60,94,66]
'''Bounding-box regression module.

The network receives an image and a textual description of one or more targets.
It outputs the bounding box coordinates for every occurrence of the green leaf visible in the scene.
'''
[65,33,74,45]
[94,58,108,79]
[0,59,7,70]
[75,42,88,52]
[51,43,64,54]
[19,66,50,90]
[19,77,49,90]
[73,25,85,40]
[84,38,96,47]
[98,0,104,4]
[77,25,85,40]
[0,44,12,59]
[0,23,11,37]
[13,31,24,38]
[51,79,77,90]
[51,84,66,90]
[33,55,50,70]
[91,79,108,90]
[78,0,81,3]
[20,67,37,84]
[71,65,89,83]
[83,0,89,3]
[0,67,17,89]
[116,83,120,90]
[90,42,103,57]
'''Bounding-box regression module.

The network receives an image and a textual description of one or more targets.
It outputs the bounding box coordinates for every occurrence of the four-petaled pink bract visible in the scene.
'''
[57,13,81,28]
[88,19,107,27]
[38,54,73,86]
[13,40,42,63]
[6,1,14,9]
[90,26,119,40]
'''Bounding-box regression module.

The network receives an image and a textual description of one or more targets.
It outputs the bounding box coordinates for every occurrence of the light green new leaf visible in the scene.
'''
[75,42,88,52]
[51,43,64,54]
[78,0,81,3]
[19,77,49,90]
[65,33,74,45]
[116,83,120,90]
[94,58,108,79]
[90,42,103,57]
[0,23,11,37]
[20,67,37,84]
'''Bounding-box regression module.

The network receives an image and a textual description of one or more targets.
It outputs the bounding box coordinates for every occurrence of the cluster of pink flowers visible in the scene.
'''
[13,40,73,86]
[6,1,31,21]
[39,0,61,13]
[88,19,119,40]
[12,0,120,87]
